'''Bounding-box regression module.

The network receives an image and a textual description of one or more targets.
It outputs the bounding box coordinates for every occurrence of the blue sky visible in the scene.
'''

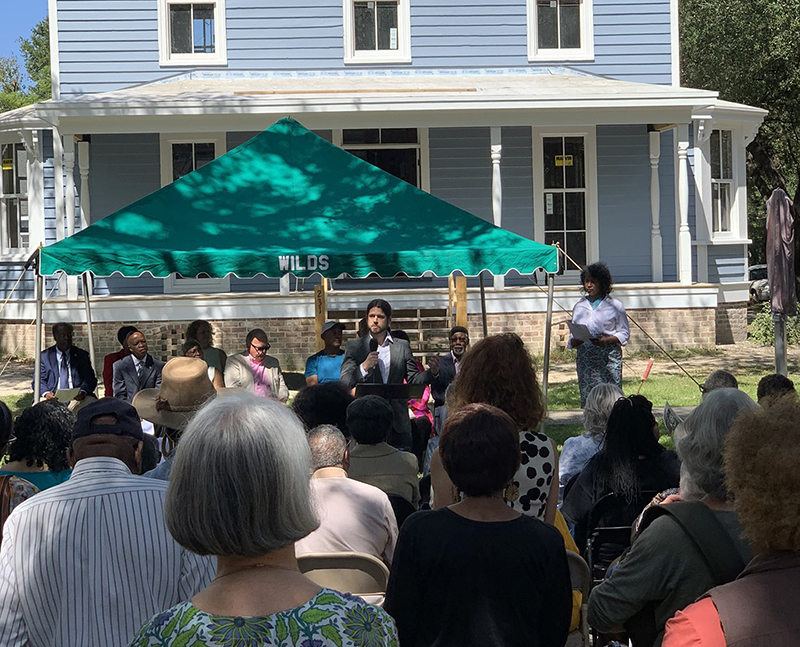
[0,0,48,60]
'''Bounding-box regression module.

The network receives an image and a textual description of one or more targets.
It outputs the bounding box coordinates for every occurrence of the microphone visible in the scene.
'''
[369,338,378,353]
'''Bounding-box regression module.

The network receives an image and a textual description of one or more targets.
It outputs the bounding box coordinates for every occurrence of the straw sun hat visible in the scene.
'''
[133,357,216,430]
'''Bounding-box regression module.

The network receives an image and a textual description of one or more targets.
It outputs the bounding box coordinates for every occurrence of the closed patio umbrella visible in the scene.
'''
[766,187,795,375]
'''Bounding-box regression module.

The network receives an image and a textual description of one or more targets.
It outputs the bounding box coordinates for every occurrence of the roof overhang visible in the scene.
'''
[31,67,744,134]
[0,104,52,135]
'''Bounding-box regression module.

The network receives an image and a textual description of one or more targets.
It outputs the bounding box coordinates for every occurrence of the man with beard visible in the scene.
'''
[304,321,346,386]
[431,326,470,408]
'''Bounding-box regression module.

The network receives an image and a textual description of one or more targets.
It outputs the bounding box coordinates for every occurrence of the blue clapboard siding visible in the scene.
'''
[0,264,35,301]
[658,129,677,282]
[56,0,674,97]
[708,246,747,284]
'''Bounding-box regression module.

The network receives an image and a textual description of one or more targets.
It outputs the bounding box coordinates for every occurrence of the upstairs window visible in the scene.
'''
[344,0,411,64]
[158,0,227,66]
[710,129,734,234]
[528,0,594,62]
[0,143,29,251]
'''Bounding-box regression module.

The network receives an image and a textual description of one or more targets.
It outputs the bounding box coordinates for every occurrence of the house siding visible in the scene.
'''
[55,0,674,97]
[708,245,747,284]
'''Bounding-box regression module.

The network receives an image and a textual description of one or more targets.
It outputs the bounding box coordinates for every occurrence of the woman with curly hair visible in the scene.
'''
[430,333,558,524]
[569,262,630,407]
[0,400,73,490]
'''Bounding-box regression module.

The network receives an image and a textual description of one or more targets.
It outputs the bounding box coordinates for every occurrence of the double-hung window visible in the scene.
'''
[710,129,734,234]
[0,143,28,251]
[528,0,594,61]
[339,128,423,188]
[343,0,411,64]
[158,0,227,66]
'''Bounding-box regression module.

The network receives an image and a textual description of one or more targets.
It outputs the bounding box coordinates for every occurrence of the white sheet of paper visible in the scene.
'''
[55,388,80,402]
[567,321,592,342]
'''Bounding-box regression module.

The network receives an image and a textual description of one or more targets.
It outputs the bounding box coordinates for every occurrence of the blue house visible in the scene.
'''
[0,0,766,368]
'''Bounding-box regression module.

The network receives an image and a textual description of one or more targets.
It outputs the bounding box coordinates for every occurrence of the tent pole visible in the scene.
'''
[82,272,96,377]
[774,314,787,376]
[541,273,555,425]
[479,273,488,338]
[33,258,44,402]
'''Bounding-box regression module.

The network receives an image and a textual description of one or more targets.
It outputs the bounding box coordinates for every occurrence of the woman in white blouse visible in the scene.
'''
[569,262,630,407]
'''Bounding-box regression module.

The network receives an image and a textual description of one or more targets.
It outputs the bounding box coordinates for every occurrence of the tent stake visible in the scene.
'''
[82,272,96,378]
[540,272,555,430]
[479,273,488,338]
[33,258,44,402]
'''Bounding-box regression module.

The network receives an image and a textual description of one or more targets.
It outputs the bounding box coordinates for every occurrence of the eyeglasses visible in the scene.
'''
[250,342,270,353]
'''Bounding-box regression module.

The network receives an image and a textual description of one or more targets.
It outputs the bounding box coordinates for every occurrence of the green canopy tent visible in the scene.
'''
[34,117,560,400]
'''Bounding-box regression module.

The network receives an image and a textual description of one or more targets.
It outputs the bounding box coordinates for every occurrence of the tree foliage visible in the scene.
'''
[0,17,50,114]
[681,0,800,264]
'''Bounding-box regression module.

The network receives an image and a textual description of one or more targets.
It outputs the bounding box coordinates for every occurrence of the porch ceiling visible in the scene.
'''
[32,68,744,134]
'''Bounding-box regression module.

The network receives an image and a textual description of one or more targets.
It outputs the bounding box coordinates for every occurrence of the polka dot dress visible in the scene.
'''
[506,431,555,520]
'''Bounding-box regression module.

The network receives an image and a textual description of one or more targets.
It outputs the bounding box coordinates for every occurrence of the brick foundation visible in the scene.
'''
[715,301,749,345]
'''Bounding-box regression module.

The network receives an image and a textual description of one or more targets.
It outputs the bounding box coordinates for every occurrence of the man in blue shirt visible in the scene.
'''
[305,321,346,385]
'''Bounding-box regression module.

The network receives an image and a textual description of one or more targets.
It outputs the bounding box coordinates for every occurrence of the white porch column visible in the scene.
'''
[490,127,504,290]
[676,124,692,285]
[63,135,78,298]
[20,130,44,250]
[78,140,90,230]
[649,131,663,282]
[53,129,68,296]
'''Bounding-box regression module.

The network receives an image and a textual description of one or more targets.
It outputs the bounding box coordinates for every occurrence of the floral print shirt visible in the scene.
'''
[130,588,398,647]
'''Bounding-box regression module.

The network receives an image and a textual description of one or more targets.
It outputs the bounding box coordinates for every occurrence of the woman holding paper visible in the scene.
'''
[569,262,630,407]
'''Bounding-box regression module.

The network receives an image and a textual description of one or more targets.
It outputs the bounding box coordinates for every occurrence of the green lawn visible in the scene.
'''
[0,393,32,416]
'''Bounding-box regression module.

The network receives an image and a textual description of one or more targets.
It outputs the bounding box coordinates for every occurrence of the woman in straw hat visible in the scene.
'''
[133,357,217,481]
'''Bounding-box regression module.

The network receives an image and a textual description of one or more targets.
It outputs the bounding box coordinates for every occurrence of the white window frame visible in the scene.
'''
[527,0,594,62]
[532,126,599,273]
[159,133,230,293]
[0,140,29,255]
[695,125,748,244]
[333,128,430,192]
[157,0,228,67]
[343,0,412,65]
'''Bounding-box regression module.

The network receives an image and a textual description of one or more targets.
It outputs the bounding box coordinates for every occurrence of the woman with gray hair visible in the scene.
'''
[131,393,397,647]
[559,383,624,497]
[587,388,756,647]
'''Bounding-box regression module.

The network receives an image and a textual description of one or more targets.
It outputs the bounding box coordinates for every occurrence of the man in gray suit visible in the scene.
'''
[112,331,165,403]
[341,299,439,450]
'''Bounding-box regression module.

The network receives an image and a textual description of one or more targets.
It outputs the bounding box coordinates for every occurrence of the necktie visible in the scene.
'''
[137,361,145,380]
[59,353,70,390]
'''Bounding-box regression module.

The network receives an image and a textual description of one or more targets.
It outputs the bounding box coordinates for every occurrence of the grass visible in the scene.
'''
[1,393,32,416]
[535,345,724,367]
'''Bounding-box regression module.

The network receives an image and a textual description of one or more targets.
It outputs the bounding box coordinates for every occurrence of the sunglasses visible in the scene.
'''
[250,342,270,353]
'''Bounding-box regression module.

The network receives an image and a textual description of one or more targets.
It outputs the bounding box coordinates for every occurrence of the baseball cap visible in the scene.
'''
[321,321,345,337]
[73,397,144,442]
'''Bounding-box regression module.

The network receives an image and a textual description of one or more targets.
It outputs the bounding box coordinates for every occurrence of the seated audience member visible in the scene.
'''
[113,330,165,404]
[560,383,624,497]
[102,325,138,397]
[134,357,217,481]
[0,402,37,515]
[292,381,354,436]
[0,398,215,646]
[347,395,420,508]
[384,404,571,647]
[700,370,738,399]
[185,319,227,373]
[132,393,397,647]
[0,400,73,490]
[224,328,288,402]
[182,339,225,388]
[561,395,679,551]
[756,372,795,405]
[34,321,98,411]
[430,326,469,409]
[431,334,558,524]
[663,396,800,646]
[304,321,346,386]
[295,425,397,567]
[587,389,756,646]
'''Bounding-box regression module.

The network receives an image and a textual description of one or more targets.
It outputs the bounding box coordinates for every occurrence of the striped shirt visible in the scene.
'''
[0,457,216,647]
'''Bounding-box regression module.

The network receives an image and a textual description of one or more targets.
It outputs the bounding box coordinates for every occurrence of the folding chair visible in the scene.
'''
[565,551,591,647]
[296,551,390,598]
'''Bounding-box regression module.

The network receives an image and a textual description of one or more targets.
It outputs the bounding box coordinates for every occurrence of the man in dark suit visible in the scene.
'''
[112,330,165,403]
[341,299,440,450]
[34,322,98,409]
[430,326,470,407]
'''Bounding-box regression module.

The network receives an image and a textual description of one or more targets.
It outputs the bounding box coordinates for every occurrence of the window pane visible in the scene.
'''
[381,128,417,144]
[354,2,376,50]
[719,183,730,232]
[543,137,564,189]
[343,129,380,145]
[170,5,193,54]
[194,143,215,169]
[544,231,565,250]
[537,0,558,49]
[349,148,418,187]
[1,144,13,196]
[564,137,585,189]
[560,0,581,48]
[721,130,733,179]
[6,199,19,249]
[710,130,721,179]
[544,192,564,231]
[566,231,587,266]
[565,192,585,230]
[376,2,398,50]
[172,143,194,181]
[193,4,216,54]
